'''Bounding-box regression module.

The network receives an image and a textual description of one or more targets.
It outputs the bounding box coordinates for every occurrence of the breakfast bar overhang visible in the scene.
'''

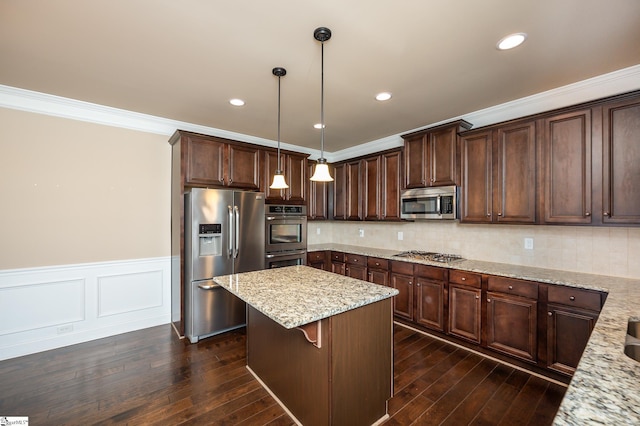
[213,265,399,426]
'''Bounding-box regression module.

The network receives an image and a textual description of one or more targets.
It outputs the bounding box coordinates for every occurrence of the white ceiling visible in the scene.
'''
[1,0,640,153]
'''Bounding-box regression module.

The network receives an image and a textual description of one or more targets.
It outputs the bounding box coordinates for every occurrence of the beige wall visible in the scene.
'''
[0,108,171,269]
[308,221,640,279]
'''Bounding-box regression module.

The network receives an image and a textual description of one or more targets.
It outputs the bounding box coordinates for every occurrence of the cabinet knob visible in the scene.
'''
[409,281,412,285]
[508,285,513,290]
[487,213,491,217]
[461,277,466,281]
[353,259,358,262]
[375,262,380,266]
[487,298,491,303]
[416,283,421,287]
[475,295,479,300]
[585,212,591,217]
[548,312,553,316]
[604,212,610,217]
[497,213,503,217]
[569,296,575,301]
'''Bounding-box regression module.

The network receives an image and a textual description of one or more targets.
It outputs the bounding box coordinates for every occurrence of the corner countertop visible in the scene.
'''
[308,243,640,425]
[212,265,398,329]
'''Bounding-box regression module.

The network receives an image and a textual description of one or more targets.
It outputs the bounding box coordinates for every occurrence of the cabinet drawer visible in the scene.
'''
[548,285,602,311]
[449,270,481,288]
[345,254,366,265]
[367,257,389,270]
[488,276,538,300]
[414,264,447,281]
[330,251,345,262]
[308,251,326,263]
[391,260,414,275]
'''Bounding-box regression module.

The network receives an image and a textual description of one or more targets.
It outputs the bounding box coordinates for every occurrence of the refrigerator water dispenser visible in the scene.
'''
[198,223,222,257]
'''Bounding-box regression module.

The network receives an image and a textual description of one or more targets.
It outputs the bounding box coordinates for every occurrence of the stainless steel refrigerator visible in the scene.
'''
[184,188,265,343]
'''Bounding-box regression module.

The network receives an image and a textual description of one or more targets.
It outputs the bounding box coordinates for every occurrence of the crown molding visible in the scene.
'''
[2,63,639,163]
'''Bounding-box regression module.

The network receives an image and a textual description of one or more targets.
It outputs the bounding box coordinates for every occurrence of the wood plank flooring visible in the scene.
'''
[0,323,566,425]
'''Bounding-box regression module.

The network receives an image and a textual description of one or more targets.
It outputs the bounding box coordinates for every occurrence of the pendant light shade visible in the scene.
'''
[310,27,334,182]
[270,67,289,190]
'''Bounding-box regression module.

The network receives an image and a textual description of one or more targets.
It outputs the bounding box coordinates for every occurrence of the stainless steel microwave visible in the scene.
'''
[400,186,458,220]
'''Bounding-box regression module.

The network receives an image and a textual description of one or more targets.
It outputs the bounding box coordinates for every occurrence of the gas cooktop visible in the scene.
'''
[393,250,464,263]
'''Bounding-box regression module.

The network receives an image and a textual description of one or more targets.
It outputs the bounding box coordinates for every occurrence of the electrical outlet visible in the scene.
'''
[398,231,403,241]
[57,324,73,334]
[358,228,364,238]
[316,227,321,235]
[524,237,534,250]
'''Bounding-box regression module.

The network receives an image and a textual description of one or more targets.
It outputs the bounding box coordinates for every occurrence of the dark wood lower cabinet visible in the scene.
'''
[486,292,538,363]
[415,278,445,332]
[448,284,481,344]
[368,268,389,286]
[547,304,598,375]
[391,271,414,320]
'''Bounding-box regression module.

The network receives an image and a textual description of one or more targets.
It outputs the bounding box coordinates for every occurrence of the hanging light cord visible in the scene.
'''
[277,73,282,172]
[320,40,325,161]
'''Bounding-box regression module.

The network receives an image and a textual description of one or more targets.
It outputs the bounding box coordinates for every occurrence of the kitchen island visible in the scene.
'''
[212,265,398,426]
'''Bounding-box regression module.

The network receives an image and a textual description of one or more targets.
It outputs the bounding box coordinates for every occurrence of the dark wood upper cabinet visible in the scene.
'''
[306,161,329,220]
[332,163,347,220]
[602,94,640,224]
[460,129,493,223]
[494,120,537,223]
[227,144,261,189]
[346,160,363,220]
[364,156,381,220]
[460,119,536,224]
[185,135,226,186]
[542,109,592,224]
[363,149,403,221]
[402,120,472,189]
[263,150,307,203]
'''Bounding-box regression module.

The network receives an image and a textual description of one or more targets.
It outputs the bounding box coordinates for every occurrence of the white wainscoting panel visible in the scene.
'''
[0,257,171,361]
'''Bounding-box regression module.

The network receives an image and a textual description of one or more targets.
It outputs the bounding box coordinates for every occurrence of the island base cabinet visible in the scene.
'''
[246,299,393,426]
[547,304,598,376]
[486,292,537,363]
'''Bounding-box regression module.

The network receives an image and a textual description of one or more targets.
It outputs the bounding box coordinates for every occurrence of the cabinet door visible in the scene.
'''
[448,284,481,344]
[306,162,328,220]
[542,109,592,224]
[494,121,537,223]
[364,156,381,220]
[381,150,402,220]
[186,135,225,186]
[368,269,389,287]
[404,134,427,188]
[430,126,458,186]
[460,130,493,223]
[547,304,598,375]
[346,160,363,220]
[346,264,367,281]
[307,251,327,270]
[286,153,306,203]
[602,96,640,224]
[391,273,414,320]
[332,163,347,220]
[228,144,260,189]
[415,278,445,332]
[486,292,538,362]
[264,150,286,202]
[331,261,346,275]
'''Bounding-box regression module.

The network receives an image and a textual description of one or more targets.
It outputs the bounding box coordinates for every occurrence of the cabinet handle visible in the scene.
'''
[585,212,591,217]
[604,212,610,217]
[548,312,553,316]
[508,285,513,290]
[487,298,491,303]
[569,296,575,301]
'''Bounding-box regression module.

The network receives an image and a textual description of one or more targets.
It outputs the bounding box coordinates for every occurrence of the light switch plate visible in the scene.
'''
[358,228,364,238]
[398,231,403,241]
[524,237,534,250]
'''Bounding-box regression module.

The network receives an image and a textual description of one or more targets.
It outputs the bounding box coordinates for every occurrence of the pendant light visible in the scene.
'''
[310,27,334,182]
[270,67,289,189]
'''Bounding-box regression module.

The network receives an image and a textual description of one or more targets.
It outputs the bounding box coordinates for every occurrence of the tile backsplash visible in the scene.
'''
[307,221,640,279]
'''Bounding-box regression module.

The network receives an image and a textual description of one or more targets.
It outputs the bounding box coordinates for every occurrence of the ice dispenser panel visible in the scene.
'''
[198,224,222,257]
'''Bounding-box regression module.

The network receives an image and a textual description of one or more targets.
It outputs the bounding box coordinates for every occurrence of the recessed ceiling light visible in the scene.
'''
[229,98,245,106]
[376,92,392,101]
[497,33,527,50]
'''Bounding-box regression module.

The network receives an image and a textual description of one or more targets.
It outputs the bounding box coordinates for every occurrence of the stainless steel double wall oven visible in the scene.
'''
[264,204,307,268]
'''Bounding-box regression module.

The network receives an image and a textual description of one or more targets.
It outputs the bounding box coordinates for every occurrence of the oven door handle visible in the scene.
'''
[265,250,307,258]
[266,216,307,221]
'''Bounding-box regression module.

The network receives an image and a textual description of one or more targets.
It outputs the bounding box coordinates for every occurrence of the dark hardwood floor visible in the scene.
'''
[0,323,566,425]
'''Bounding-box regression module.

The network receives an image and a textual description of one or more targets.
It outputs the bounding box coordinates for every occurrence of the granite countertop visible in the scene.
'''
[212,265,398,329]
[308,243,640,425]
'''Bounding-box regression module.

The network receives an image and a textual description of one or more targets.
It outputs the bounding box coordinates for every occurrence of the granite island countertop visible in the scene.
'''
[212,265,398,329]
[309,243,640,425]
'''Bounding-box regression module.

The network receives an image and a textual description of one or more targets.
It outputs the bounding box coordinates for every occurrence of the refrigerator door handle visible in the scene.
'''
[228,205,233,258]
[234,205,240,259]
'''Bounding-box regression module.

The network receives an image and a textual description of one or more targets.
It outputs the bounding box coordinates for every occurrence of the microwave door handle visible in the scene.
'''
[228,205,233,258]
[234,206,240,259]
[437,195,442,216]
